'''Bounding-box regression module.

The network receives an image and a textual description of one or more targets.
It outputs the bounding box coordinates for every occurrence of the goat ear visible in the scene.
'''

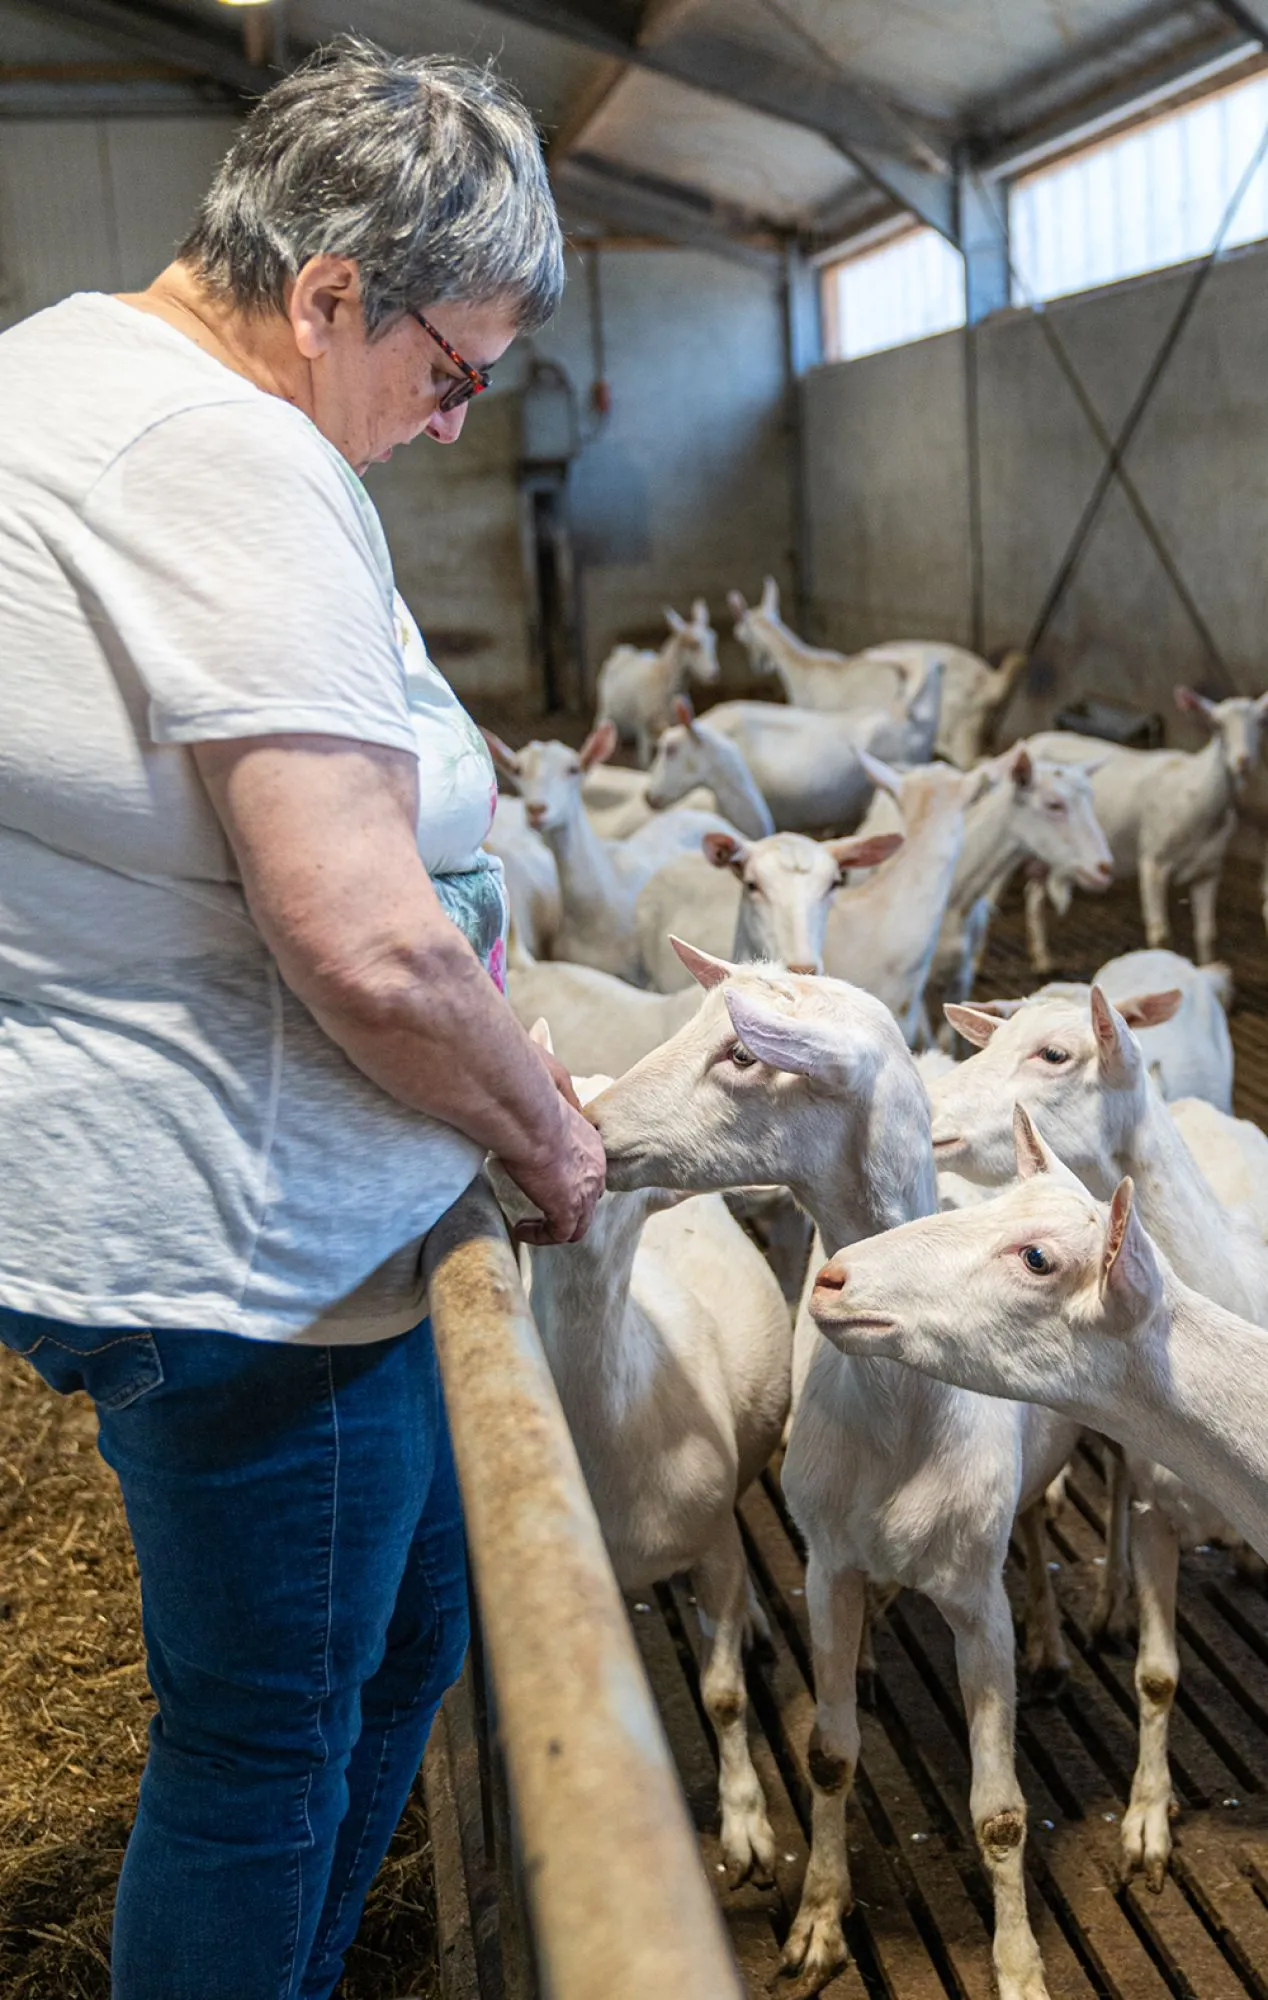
[1013,1102,1057,1180]
[727,589,747,620]
[1009,743,1034,788]
[664,606,686,633]
[669,936,734,990]
[672,695,696,729]
[528,1016,555,1056]
[723,986,829,1078]
[1090,985,1136,1082]
[1114,987,1183,1030]
[579,720,617,771]
[859,750,904,797]
[481,728,521,776]
[1099,1177,1163,1331]
[690,598,710,627]
[760,576,780,613]
[826,831,903,877]
[1175,684,1215,722]
[702,830,748,875]
[944,1003,1002,1048]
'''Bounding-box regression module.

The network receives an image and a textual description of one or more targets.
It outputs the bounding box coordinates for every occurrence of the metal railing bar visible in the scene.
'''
[423,1173,745,2000]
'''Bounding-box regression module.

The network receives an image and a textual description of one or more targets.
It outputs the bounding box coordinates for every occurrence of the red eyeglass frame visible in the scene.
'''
[411,311,492,412]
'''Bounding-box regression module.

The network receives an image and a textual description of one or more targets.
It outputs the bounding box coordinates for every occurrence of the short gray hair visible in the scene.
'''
[182,36,564,334]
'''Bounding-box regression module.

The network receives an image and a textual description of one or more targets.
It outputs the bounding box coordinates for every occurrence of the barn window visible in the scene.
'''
[1010,67,1268,305]
[820,225,966,362]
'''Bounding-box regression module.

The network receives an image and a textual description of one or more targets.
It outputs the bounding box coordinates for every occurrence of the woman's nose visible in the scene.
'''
[424,402,468,445]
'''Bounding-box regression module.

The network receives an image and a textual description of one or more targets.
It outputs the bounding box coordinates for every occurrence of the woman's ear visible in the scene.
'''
[288,255,362,360]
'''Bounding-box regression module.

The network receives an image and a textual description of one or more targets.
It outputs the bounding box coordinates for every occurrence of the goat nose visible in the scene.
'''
[815,1260,847,1293]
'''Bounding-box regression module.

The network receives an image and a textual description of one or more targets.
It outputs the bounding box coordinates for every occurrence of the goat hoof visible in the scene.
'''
[1089,1613,1135,1655]
[857,1669,878,1713]
[1121,1803,1173,1891]
[776,1911,848,1998]
[721,1808,777,1892]
[1026,1663,1067,1704]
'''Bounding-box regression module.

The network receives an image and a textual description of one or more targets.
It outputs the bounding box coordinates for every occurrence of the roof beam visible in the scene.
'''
[555,152,781,269]
[37,0,276,97]
[474,0,956,240]
[970,4,1251,171]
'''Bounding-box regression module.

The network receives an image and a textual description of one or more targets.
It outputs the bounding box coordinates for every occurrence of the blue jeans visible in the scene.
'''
[0,1305,469,2000]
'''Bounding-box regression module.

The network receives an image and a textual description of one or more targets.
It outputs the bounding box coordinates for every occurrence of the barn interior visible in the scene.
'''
[7,2,1268,1998]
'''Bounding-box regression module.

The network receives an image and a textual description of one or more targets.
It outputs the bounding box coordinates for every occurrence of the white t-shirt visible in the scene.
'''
[0,292,506,1344]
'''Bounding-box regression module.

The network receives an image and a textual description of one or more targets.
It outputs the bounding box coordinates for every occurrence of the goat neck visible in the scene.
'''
[952,781,1027,910]
[1069,1274,1268,1558]
[528,1188,658,1407]
[805,1040,938,1254]
[1109,1082,1268,1322]
[540,786,625,925]
[704,732,775,839]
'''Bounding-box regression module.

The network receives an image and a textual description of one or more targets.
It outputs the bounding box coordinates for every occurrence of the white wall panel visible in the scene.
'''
[0,116,236,326]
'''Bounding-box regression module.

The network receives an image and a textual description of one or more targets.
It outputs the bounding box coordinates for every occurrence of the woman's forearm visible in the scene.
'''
[297,916,570,1174]
[193,733,567,1170]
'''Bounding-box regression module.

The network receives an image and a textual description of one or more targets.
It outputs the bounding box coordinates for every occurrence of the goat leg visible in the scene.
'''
[693,1519,776,1888]
[944,1575,1050,2000]
[780,1559,866,1992]
[1122,1504,1181,1892]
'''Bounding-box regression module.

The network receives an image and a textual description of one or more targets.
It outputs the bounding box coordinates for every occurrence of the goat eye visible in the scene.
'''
[1036,1046,1068,1064]
[729,1042,757,1068]
[1020,1245,1054,1275]
[1045,800,1067,816]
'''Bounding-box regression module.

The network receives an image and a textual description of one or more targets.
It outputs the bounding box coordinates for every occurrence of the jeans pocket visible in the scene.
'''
[0,1308,164,1411]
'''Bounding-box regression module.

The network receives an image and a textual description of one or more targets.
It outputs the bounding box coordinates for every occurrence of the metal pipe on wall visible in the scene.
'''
[422,1175,744,2000]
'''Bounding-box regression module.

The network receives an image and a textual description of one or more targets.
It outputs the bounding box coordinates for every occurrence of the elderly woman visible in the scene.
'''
[0,39,604,2000]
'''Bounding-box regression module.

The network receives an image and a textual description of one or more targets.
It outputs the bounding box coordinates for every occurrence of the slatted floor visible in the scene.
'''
[630,858,1268,2000]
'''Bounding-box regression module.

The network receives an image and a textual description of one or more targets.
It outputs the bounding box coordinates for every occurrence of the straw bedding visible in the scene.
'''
[0,1345,440,1999]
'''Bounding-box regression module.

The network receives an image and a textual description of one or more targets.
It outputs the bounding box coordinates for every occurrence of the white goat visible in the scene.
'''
[595,600,721,767]
[591,955,1076,2000]
[580,760,716,839]
[810,1108,1268,1575]
[484,723,733,983]
[729,575,1025,767]
[483,794,561,959]
[505,950,702,1078]
[701,662,943,832]
[822,760,979,1044]
[635,825,903,994]
[1026,687,1268,966]
[513,1045,791,1883]
[920,751,1111,1005]
[1096,950,1233,1111]
[644,696,775,839]
[930,987,1268,1890]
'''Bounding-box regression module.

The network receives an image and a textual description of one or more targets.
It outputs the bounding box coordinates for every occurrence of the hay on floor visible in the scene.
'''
[0,1346,439,1999]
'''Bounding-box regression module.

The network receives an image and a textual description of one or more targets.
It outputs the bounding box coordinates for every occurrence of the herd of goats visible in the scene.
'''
[475,579,1268,2000]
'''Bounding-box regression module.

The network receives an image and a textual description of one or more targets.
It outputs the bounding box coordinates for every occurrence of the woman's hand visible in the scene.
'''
[503,1094,607,1246]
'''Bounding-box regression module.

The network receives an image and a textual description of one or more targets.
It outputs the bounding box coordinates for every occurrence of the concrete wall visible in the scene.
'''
[367,243,795,703]
[803,240,1268,741]
[0,113,794,708]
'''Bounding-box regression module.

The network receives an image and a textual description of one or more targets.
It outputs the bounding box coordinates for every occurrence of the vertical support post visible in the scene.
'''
[957,165,1011,327]
[956,160,1008,654]
[781,242,821,633]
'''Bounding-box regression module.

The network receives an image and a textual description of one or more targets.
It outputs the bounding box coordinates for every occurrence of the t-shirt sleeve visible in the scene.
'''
[79,398,417,757]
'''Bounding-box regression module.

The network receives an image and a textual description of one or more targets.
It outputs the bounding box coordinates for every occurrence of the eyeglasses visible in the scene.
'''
[411,311,492,412]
